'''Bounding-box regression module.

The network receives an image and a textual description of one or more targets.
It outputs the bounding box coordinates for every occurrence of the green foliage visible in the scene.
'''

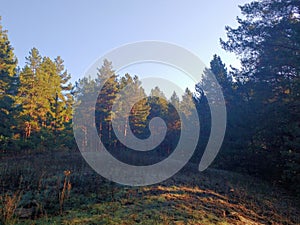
[0,17,18,151]
[16,48,74,150]
[75,59,199,160]
[219,0,300,193]
[221,0,300,80]
[114,74,150,138]
[95,59,119,144]
[0,0,299,201]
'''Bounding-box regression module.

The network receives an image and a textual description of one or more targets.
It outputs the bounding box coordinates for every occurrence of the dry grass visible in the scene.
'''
[0,151,299,224]
[0,190,22,224]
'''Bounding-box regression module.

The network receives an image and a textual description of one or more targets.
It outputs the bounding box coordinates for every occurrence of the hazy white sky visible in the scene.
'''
[0,0,250,92]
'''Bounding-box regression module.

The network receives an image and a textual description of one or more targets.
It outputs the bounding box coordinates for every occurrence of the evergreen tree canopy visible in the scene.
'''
[221,0,300,192]
[0,17,18,147]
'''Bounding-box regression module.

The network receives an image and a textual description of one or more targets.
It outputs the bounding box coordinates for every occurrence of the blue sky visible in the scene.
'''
[0,0,250,91]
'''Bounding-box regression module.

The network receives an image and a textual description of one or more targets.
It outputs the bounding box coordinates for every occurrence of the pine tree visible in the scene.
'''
[18,49,74,149]
[148,86,168,118]
[221,0,300,81]
[169,91,181,132]
[18,48,42,136]
[0,17,18,149]
[51,57,74,134]
[73,76,97,151]
[180,88,195,120]
[95,59,119,144]
[221,0,300,191]
[114,74,150,138]
[166,91,181,154]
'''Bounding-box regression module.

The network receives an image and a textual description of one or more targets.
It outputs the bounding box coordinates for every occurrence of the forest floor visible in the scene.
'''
[0,151,299,225]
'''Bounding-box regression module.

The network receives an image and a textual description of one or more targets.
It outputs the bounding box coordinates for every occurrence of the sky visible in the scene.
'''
[0,0,251,94]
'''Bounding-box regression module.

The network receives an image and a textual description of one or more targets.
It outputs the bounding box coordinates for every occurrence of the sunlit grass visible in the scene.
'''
[1,151,299,225]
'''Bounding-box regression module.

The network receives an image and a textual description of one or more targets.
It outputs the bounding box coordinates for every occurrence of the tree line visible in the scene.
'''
[0,0,299,195]
[74,59,199,166]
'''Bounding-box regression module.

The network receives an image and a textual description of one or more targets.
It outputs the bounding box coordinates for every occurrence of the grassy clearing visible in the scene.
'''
[0,151,299,225]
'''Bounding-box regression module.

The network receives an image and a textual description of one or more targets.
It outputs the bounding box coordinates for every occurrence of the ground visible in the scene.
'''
[0,151,299,225]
